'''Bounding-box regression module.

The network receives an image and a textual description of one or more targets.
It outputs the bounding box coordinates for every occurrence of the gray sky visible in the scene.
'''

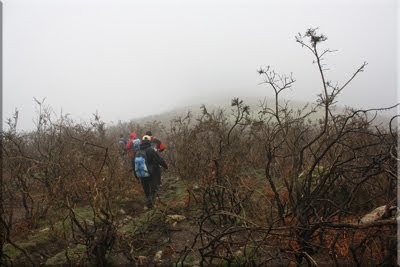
[3,0,398,131]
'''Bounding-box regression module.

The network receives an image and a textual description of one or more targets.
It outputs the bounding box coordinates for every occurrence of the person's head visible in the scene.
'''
[142,135,151,142]
[129,132,137,139]
[145,130,152,136]
[119,134,124,138]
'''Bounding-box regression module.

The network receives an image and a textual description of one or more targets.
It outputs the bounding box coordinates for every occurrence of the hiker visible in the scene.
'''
[125,132,141,171]
[144,131,167,188]
[134,135,168,209]
[118,134,128,155]
[144,130,166,153]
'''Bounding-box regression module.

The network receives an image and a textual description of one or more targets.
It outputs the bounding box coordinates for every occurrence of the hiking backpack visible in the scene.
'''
[132,138,141,152]
[134,150,150,178]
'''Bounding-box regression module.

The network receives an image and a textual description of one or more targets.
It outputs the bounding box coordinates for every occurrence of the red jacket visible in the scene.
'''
[126,132,137,158]
[151,136,166,152]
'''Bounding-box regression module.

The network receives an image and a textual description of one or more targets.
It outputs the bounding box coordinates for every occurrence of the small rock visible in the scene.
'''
[138,256,147,264]
[234,249,243,257]
[165,214,186,224]
[123,215,133,223]
[119,209,126,215]
[154,250,163,262]
[85,219,94,226]
[360,205,396,224]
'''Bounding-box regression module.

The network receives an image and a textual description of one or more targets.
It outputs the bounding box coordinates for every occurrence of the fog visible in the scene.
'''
[3,0,398,131]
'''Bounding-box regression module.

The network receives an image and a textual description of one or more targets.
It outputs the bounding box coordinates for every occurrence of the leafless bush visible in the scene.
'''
[0,28,397,266]
[173,28,398,265]
[1,100,130,265]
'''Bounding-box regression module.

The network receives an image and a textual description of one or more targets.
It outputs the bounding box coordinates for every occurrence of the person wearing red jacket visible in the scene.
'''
[125,132,140,171]
[145,131,166,152]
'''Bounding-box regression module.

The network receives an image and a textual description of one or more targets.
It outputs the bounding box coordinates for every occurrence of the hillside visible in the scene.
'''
[130,96,315,124]
[121,95,394,131]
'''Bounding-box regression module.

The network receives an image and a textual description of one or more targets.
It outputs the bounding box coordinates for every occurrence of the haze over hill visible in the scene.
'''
[125,94,396,128]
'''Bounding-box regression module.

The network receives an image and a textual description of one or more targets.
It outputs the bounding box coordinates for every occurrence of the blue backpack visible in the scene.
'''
[134,150,150,178]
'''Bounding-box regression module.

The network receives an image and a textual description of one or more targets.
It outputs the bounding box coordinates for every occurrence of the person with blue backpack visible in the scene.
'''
[134,135,168,209]
[143,130,167,191]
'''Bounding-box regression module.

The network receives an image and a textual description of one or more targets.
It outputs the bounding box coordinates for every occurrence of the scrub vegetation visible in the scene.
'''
[1,28,398,266]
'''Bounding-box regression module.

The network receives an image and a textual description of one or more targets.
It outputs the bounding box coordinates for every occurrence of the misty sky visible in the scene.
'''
[3,0,398,131]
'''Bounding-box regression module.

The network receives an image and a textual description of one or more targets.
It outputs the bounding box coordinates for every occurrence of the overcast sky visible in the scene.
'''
[3,0,398,131]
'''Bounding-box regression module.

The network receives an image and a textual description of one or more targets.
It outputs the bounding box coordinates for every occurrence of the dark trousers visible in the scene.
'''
[130,157,135,171]
[152,168,161,188]
[140,175,158,208]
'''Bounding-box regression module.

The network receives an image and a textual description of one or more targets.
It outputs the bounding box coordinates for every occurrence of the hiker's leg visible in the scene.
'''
[140,178,153,208]
[149,172,162,207]
[130,157,135,172]
[153,168,161,188]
